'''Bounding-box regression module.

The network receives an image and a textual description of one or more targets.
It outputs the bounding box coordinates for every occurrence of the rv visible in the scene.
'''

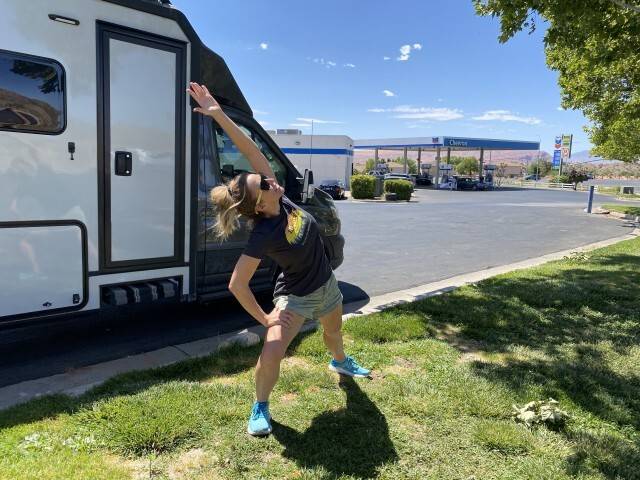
[0,0,344,329]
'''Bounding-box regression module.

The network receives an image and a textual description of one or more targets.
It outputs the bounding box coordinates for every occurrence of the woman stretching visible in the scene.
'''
[187,83,370,436]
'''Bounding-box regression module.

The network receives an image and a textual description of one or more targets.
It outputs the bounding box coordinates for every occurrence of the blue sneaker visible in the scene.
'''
[247,401,272,436]
[329,355,370,378]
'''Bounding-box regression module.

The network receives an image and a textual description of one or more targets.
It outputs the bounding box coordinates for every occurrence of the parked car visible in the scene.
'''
[384,173,416,186]
[384,173,415,193]
[318,179,346,200]
[454,176,479,190]
[414,173,432,186]
[524,174,542,181]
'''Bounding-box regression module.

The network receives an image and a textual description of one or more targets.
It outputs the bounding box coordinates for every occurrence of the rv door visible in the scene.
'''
[97,23,186,272]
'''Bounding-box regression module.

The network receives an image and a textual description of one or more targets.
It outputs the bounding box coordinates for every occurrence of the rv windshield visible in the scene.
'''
[214,123,286,186]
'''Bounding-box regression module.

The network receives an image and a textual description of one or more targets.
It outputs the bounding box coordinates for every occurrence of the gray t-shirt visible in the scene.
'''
[243,195,332,297]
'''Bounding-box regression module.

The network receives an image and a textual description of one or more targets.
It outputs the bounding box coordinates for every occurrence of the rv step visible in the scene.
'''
[101,277,181,307]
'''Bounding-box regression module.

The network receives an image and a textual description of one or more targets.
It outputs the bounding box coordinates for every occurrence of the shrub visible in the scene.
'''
[384,179,412,201]
[350,175,376,199]
[550,174,571,184]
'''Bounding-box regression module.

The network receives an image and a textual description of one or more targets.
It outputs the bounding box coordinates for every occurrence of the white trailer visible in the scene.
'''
[269,133,354,189]
[0,0,344,329]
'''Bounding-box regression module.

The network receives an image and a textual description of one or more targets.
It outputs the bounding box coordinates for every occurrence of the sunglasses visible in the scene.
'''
[255,174,272,212]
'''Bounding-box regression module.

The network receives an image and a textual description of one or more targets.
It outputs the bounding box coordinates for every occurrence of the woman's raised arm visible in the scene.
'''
[187,82,276,179]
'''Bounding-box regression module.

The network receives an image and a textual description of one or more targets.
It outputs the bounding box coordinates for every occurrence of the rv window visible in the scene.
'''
[214,123,286,185]
[0,50,65,134]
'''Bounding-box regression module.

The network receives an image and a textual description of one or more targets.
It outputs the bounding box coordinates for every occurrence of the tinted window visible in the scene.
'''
[0,50,65,134]
[215,122,287,186]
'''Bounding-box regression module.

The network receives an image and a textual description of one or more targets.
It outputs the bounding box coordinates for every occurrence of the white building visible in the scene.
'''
[268,131,354,188]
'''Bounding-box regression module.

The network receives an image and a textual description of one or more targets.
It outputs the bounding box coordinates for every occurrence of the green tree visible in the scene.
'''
[567,168,589,190]
[365,158,376,172]
[474,0,640,162]
[393,156,418,174]
[527,159,552,176]
[455,157,479,175]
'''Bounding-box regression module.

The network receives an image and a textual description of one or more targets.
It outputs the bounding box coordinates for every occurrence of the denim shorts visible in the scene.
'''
[273,272,343,320]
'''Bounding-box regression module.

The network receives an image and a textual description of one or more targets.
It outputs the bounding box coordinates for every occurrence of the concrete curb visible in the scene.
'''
[608,210,640,223]
[0,229,638,411]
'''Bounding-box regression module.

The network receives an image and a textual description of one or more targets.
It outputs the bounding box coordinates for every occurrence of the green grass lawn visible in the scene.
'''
[603,203,640,217]
[1,238,640,479]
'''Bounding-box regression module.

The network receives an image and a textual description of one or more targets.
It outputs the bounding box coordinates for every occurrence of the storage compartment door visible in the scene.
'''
[0,222,88,320]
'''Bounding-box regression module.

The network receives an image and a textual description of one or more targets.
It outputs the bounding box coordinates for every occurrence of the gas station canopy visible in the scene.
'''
[353,136,540,188]
[354,136,540,151]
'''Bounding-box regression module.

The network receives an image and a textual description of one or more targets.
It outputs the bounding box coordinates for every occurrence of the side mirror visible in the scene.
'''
[302,169,314,203]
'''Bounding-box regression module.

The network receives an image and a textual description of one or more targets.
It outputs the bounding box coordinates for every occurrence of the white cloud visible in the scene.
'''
[296,117,344,124]
[394,107,463,121]
[312,58,337,68]
[367,105,464,121]
[472,110,541,125]
[259,42,268,50]
[557,106,564,111]
[383,89,396,97]
[437,98,444,103]
[258,120,269,126]
[383,56,391,61]
[253,109,269,115]
[343,63,356,68]
[397,44,411,61]
[290,123,311,128]
[396,43,423,61]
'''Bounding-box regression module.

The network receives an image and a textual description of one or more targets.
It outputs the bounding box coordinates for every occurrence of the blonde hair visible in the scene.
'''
[210,172,260,240]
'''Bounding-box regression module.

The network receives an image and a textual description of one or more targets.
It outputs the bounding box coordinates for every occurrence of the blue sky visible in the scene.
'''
[172,0,592,153]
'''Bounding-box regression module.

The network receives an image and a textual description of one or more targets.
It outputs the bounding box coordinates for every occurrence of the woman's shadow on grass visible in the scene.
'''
[271,375,398,479]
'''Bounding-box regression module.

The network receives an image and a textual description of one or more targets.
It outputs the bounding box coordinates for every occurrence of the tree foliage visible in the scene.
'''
[527,159,552,176]
[453,157,479,175]
[365,158,377,172]
[567,168,590,190]
[474,0,640,162]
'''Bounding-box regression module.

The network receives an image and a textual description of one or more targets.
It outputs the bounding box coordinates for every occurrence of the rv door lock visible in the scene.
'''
[115,151,132,176]
[68,142,75,160]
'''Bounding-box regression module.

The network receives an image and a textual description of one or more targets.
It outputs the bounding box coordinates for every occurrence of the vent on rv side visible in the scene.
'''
[101,277,181,307]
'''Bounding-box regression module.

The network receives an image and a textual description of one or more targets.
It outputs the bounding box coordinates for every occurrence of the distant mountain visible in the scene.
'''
[567,149,621,164]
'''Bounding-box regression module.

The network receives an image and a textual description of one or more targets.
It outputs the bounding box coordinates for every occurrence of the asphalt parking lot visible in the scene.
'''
[336,187,635,297]
[1,187,636,387]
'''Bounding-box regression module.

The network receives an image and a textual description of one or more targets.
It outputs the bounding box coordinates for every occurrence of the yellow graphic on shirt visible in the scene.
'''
[285,208,306,245]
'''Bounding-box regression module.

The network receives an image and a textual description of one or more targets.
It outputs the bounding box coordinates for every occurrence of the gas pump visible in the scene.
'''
[479,164,496,190]
[438,164,455,190]
[416,163,432,185]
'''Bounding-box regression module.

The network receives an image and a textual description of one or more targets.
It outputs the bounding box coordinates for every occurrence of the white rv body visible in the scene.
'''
[0,0,192,322]
[270,134,354,189]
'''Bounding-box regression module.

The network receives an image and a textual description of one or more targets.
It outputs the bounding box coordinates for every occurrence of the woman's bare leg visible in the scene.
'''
[318,304,346,362]
[255,309,305,402]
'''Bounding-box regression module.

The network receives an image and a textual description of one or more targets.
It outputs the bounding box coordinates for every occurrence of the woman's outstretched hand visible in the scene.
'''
[187,82,221,116]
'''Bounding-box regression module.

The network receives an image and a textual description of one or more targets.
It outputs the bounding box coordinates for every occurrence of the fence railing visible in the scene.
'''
[502,179,591,191]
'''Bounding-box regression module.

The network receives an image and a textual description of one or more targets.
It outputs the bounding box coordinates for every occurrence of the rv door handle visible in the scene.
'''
[114,151,132,176]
